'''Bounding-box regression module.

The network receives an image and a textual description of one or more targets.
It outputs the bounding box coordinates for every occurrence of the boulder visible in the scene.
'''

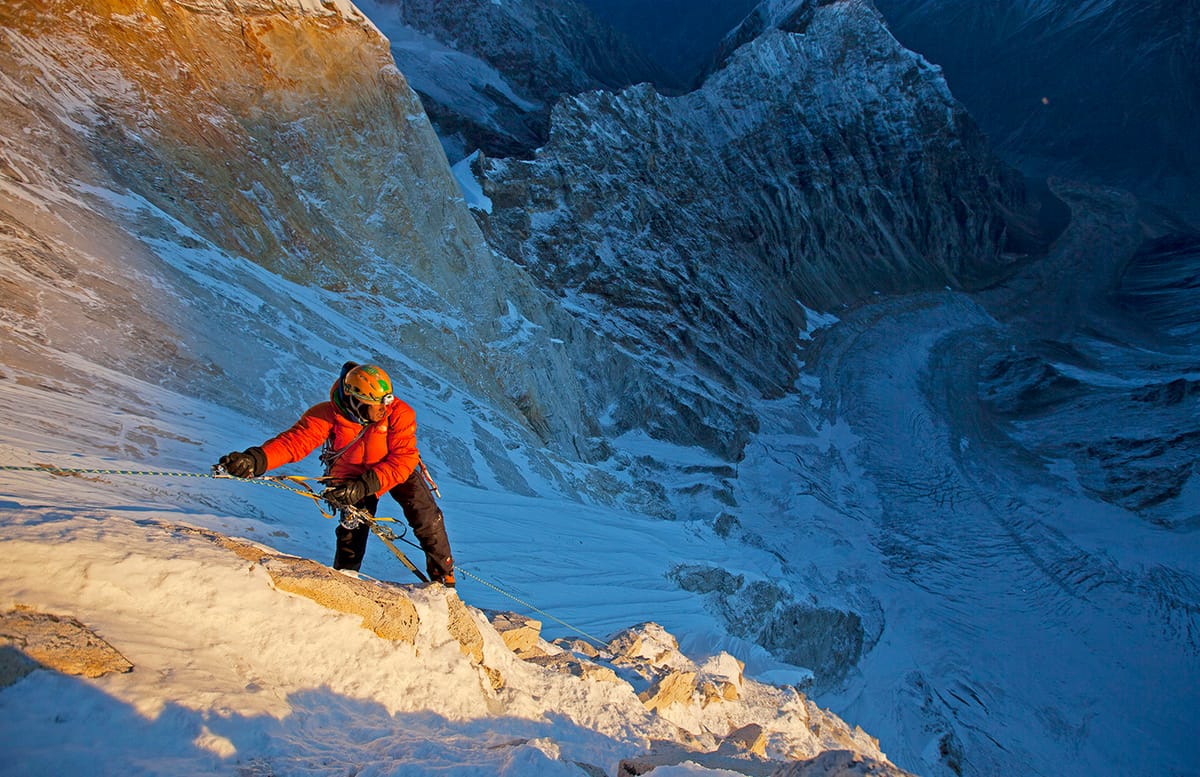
[524,653,620,684]
[638,670,698,712]
[263,556,421,644]
[0,607,132,684]
[488,610,545,657]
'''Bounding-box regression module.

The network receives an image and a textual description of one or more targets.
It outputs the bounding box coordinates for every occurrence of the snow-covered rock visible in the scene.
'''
[489,610,558,661]
[0,607,133,683]
[0,511,909,775]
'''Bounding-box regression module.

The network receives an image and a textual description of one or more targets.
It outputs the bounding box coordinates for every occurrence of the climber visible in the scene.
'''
[217,361,455,586]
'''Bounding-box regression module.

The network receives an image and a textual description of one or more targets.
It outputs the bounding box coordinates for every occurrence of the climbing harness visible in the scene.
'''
[360,508,428,583]
[2,461,609,648]
[308,423,431,582]
[317,425,368,473]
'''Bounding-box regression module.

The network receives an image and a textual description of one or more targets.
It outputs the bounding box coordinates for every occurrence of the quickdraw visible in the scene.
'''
[418,460,441,498]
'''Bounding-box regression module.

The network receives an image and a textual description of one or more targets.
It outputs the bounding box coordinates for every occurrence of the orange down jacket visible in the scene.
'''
[259,397,422,496]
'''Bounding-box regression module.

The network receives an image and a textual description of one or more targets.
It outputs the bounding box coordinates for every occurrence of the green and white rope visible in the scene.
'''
[453,565,609,648]
[0,463,331,498]
[0,464,218,479]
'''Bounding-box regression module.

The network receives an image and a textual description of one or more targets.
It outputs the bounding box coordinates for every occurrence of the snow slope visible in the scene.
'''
[0,368,897,776]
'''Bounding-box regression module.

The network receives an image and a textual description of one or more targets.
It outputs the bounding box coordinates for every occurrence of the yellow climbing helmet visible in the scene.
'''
[342,363,394,405]
[332,362,395,423]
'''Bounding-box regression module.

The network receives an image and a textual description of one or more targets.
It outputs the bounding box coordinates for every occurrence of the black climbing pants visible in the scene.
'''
[333,467,454,581]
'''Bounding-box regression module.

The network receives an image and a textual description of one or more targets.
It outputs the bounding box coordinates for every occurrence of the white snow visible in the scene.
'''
[451,150,493,214]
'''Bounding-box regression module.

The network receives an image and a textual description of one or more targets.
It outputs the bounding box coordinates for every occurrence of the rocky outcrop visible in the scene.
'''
[199,530,433,646]
[770,749,917,776]
[475,0,1041,458]
[619,746,916,776]
[648,569,875,693]
[265,558,423,643]
[0,506,914,775]
[0,607,133,685]
[133,522,915,771]
[591,622,902,774]
[488,610,547,657]
[708,0,821,74]
[361,0,673,158]
[472,616,900,769]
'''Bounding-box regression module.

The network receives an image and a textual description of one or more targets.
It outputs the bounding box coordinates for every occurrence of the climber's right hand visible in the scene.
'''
[217,447,266,478]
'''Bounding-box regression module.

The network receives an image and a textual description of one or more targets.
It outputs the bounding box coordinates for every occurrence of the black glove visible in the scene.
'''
[322,474,376,507]
[217,447,266,478]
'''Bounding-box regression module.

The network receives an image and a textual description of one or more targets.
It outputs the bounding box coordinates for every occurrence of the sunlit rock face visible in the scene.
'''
[0,0,619,463]
[357,0,672,159]
[872,0,1200,227]
[474,0,1040,457]
[4,0,443,285]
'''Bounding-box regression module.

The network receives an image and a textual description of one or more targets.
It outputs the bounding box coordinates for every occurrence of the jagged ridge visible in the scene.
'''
[474,0,1040,458]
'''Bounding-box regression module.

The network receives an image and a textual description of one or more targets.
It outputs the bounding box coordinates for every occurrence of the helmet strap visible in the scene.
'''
[332,383,370,425]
